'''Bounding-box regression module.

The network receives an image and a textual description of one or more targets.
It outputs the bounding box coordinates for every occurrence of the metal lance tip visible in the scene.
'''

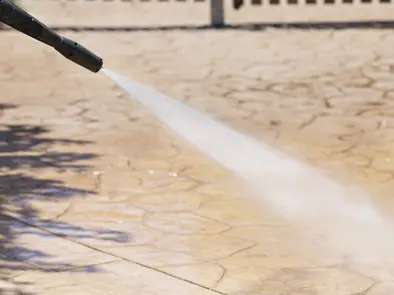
[55,37,103,73]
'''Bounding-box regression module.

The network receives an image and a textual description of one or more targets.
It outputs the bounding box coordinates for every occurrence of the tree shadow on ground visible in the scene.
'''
[0,103,130,293]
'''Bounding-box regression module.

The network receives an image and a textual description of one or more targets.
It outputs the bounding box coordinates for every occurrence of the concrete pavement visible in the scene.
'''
[2,1,394,294]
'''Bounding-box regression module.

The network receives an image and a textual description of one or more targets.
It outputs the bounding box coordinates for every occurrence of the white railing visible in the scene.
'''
[210,0,394,27]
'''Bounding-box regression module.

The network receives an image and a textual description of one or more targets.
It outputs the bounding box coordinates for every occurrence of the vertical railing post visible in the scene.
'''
[210,0,225,27]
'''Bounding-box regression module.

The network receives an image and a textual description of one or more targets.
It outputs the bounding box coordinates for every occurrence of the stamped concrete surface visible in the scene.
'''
[2,2,394,295]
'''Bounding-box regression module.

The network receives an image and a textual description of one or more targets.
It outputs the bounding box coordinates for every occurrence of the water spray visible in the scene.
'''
[0,0,103,73]
[104,69,394,269]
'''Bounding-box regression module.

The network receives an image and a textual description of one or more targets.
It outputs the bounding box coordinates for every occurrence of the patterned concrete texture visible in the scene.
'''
[2,1,394,295]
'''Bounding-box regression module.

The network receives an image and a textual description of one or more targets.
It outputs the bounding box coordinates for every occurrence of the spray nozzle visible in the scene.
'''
[0,0,103,73]
[55,37,103,73]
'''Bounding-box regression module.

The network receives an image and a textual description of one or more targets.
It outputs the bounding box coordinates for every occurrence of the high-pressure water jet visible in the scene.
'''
[0,0,103,73]
[104,69,394,268]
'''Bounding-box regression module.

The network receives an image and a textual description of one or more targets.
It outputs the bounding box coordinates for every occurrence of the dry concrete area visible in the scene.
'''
[2,1,394,295]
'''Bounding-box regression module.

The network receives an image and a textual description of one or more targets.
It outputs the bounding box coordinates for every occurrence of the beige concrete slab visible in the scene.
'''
[14,261,218,295]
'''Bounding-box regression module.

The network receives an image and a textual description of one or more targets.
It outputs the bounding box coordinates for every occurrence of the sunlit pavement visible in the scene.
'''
[2,2,394,294]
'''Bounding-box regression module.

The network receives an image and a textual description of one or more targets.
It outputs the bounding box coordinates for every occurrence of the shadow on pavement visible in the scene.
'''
[0,103,129,292]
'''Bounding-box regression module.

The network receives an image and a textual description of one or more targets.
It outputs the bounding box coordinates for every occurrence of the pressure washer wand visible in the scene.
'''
[0,0,103,73]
